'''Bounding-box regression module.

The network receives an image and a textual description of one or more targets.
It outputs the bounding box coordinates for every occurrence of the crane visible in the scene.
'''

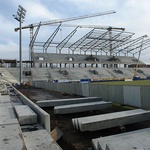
[45,23,125,30]
[14,10,116,32]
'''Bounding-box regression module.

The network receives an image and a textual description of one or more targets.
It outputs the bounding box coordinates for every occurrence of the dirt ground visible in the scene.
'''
[17,86,150,150]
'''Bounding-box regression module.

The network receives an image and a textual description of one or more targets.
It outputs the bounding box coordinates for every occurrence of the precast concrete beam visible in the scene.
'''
[72,109,150,132]
[36,97,102,107]
[54,101,112,114]
[14,105,37,125]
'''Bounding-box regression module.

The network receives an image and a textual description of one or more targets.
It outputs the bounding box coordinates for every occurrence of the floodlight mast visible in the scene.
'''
[13,5,26,85]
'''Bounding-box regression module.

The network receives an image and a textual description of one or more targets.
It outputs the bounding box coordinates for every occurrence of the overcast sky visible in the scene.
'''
[0,0,150,63]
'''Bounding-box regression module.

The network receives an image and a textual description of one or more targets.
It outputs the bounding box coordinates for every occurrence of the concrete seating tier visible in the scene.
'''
[0,84,62,150]
[92,127,150,150]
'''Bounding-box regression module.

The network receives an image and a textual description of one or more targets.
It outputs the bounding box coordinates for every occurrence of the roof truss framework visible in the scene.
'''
[69,29,95,52]
[43,24,61,53]
[56,26,79,53]
[115,35,149,55]
[29,22,41,49]
[68,29,135,55]
[127,38,150,55]
[80,30,110,51]
[32,23,150,57]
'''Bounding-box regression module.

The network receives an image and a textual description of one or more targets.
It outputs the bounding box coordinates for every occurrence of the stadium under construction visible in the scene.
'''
[1,25,150,83]
[1,10,150,150]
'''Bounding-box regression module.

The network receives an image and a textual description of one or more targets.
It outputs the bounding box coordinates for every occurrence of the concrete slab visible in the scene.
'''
[36,97,102,107]
[0,103,12,107]
[0,106,18,125]
[0,124,27,150]
[106,135,150,150]
[54,101,112,114]
[0,95,11,103]
[72,109,150,132]
[95,127,150,150]
[23,129,62,150]
[14,105,37,125]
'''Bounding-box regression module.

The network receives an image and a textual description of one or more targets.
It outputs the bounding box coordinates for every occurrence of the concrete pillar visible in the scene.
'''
[65,63,67,68]
[39,63,42,68]
[50,63,53,68]
[114,64,118,68]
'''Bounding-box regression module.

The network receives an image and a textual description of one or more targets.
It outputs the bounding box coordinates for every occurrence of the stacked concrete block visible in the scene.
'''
[14,105,37,125]
[36,97,102,107]
[54,101,112,114]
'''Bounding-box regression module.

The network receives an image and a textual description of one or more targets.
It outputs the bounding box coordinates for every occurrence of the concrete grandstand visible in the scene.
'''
[1,24,150,84]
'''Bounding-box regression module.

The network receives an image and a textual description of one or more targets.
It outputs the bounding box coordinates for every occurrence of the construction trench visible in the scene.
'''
[17,85,150,150]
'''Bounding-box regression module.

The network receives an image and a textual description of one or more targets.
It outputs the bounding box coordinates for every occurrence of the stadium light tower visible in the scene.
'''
[13,5,26,85]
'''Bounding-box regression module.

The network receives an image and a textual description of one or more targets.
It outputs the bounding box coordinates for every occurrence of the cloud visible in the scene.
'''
[0,0,150,63]
[0,41,18,59]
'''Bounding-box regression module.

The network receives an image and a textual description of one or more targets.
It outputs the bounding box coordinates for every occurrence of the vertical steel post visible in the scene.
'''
[19,14,22,84]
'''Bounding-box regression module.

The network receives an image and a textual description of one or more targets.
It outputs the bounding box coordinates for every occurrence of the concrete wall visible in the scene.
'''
[31,81,150,109]
[13,86,50,132]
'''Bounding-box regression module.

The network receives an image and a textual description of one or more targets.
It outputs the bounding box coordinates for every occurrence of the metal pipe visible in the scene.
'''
[19,15,22,84]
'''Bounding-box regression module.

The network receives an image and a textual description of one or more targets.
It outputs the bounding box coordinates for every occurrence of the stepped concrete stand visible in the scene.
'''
[72,109,150,132]
[0,84,62,150]
[54,101,112,114]
[36,97,102,107]
[92,127,150,150]
[14,105,37,125]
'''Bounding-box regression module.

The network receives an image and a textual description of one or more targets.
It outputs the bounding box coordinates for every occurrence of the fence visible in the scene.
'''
[31,81,150,109]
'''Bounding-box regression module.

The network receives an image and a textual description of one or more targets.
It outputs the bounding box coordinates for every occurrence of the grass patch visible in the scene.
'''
[92,80,150,86]
[112,103,137,111]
